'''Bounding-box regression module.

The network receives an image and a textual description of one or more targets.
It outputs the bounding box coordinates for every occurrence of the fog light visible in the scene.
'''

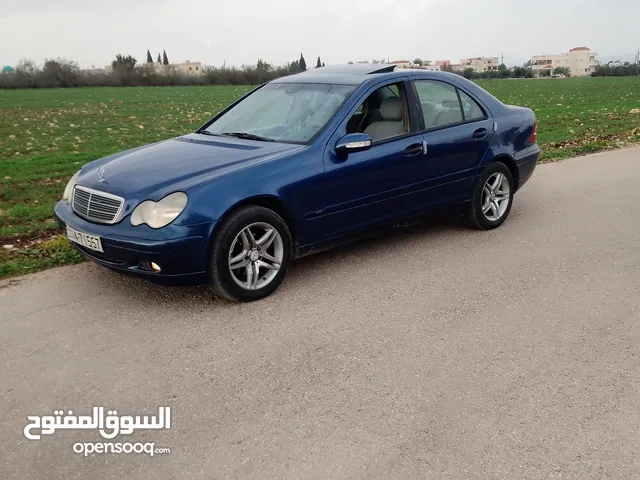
[150,262,161,272]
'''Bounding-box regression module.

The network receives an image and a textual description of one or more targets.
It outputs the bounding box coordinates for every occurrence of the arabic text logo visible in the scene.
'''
[23,406,171,441]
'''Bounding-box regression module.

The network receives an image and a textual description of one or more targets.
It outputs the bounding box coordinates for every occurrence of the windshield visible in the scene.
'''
[202,83,355,144]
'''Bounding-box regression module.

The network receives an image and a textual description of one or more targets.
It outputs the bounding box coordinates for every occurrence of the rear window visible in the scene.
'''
[458,90,486,122]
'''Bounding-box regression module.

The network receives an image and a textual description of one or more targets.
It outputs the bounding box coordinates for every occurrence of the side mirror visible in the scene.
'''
[335,133,372,157]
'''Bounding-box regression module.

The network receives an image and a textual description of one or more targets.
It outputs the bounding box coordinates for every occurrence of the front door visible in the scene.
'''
[306,79,431,242]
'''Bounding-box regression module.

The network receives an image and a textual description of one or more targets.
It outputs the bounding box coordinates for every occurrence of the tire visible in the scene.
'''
[467,162,514,230]
[209,205,292,301]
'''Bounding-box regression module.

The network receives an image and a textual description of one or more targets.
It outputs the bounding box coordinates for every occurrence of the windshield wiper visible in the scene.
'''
[195,130,219,136]
[220,132,275,142]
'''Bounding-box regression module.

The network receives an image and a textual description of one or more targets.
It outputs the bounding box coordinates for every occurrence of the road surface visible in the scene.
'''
[1,147,640,479]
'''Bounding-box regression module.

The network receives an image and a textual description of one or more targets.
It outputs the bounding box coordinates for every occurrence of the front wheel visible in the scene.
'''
[467,162,514,230]
[209,206,292,301]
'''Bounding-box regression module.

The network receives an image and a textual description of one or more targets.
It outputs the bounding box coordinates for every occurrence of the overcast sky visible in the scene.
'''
[2,0,638,69]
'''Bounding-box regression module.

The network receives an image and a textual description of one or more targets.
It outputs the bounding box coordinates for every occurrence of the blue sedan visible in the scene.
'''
[54,64,540,301]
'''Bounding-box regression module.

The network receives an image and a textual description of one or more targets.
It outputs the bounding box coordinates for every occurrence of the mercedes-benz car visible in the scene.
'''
[54,64,540,301]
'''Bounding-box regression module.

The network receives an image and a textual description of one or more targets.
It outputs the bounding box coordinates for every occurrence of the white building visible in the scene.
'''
[175,60,202,76]
[460,57,500,73]
[531,47,597,77]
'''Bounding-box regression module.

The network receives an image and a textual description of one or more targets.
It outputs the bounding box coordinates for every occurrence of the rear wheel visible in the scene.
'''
[467,162,514,230]
[209,206,292,301]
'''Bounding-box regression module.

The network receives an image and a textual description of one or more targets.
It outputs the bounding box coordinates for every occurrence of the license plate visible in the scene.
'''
[66,226,103,253]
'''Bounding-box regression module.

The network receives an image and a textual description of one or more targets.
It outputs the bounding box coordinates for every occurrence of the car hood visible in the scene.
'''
[76,134,303,201]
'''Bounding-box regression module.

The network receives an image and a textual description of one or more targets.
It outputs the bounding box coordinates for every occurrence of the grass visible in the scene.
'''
[476,77,640,160]
[1,78,640,278]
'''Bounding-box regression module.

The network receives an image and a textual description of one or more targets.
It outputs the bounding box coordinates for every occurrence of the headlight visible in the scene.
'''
[130,192,188,229]
[62,171,80,204]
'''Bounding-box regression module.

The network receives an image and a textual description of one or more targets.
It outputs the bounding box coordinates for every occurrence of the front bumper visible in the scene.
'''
[54,201,216,285]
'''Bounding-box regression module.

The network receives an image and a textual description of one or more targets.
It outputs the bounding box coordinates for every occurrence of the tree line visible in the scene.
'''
[0,53,325,89]
[1,53,637,89]
[442,64,572,79]
[451,62,639,79]
[592,62,639,77]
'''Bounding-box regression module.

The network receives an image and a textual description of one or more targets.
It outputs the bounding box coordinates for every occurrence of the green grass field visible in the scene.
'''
[1,77,640,277]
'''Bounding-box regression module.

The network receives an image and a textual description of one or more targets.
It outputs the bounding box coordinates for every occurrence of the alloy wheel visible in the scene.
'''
[228,222,284,291]
[481,172,511,221]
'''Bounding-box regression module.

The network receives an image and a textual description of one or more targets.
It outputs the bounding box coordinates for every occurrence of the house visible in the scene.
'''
[389,60,412,68]
[531,47,597,77]
[175,60,202,76]
[435,60,464,72]
[460,57,500,72]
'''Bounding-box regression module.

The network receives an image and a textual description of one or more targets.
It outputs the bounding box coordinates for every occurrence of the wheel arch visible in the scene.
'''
[209,195,299,254]
[488,154,520,191]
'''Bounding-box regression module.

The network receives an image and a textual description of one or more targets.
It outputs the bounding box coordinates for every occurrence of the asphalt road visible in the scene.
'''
[2,147,640,480]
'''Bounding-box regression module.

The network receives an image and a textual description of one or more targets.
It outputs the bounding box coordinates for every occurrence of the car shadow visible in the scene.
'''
[292,212,467,273]
[89,210,472,307]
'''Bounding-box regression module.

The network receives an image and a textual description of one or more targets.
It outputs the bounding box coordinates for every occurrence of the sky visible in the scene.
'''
[2,0,639,69]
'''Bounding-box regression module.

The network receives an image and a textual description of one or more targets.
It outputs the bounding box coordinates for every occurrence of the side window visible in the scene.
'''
[345,82,410,142]
[458,90,486,122]
[413,80,463,129]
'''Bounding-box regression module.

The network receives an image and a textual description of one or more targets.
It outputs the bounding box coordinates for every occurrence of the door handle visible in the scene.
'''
[472,128,488,139]
[403,143,423,157]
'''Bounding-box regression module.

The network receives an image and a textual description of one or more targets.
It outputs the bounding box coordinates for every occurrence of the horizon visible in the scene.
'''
[4,49,640,71]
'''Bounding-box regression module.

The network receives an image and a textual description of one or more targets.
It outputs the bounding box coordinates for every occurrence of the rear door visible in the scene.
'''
[410,79,495,203]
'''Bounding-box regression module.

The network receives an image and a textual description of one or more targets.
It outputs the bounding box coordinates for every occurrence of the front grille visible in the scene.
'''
[72,186,124,224]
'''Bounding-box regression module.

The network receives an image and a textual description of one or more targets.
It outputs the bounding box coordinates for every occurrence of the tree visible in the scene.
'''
[162,50,169,66]
[112,54,137,71]
[498,63,511,79]
[539,69,551,77]
[322,62,325,67]
[462,68,476,79]
[299,53,307,72]
[15,59,38,76]
[41,58,80,88]
[553,66,570,77]
[256,58,271,71]
[413,58,423,66]
[14,59,38,87]
[157,53,161,63]
[316,56,322,68]
[146,49,153,63]
[512,66,533,78]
